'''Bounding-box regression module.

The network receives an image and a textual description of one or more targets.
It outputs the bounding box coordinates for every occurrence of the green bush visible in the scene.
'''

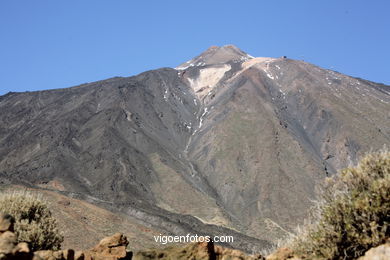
[293,149,390,259]
[0,191,63,251]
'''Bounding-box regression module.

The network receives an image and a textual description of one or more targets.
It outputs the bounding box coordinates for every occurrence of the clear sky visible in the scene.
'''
[0,1,389,95]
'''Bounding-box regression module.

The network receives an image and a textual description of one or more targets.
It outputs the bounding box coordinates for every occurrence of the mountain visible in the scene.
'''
[0,45,389,253]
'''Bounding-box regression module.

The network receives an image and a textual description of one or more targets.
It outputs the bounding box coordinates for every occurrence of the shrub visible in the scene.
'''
[0,191,63,251]
[292,149,390,259]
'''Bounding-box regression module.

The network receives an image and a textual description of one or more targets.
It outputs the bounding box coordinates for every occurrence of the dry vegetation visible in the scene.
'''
[0,191,63,251]
[0,185,166,251]
[290,149,390,259]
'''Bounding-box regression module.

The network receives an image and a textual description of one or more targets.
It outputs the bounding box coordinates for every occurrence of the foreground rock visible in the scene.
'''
[0,213,31,260]
[83,232,132,260]
[35,232,132,260]
[264,241,390,260]
[2,212,389,259]
[265,247,306,260]
[0,214,14,233]
[0,231,30,260]
[0,210,263,260]
[0,212,130,260]
[133,241,264,260]
[358,242,390,260]
[34,249,83,260]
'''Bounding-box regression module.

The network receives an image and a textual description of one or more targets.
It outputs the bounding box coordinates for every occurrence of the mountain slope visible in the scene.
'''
[0,45,389,252]
[182,52,390,237]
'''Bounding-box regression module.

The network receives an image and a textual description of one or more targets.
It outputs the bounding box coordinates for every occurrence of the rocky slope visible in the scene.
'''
[0,185,168,251]
[0,213,265,260]
[1,213,388,260]
[0,45,389,252]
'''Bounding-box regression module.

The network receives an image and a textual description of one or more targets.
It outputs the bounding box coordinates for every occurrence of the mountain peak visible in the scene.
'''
[176,45,254,70]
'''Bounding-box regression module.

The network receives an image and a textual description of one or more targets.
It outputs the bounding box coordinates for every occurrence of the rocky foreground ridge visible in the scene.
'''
[1,45,389,251]
[1,213,389,260]
[0,212,263,260]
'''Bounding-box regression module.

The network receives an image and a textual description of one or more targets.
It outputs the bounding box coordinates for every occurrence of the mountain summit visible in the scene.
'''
[176,45,254,69]
[0,46,389,252]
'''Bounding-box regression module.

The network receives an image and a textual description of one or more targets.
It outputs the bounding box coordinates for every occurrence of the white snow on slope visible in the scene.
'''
[187,64,231,99]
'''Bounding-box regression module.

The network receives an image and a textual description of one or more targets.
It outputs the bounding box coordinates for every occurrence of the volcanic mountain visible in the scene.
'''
[0,45,389,252]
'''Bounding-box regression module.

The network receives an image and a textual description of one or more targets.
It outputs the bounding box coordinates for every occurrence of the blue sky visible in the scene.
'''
[0,1,389,95]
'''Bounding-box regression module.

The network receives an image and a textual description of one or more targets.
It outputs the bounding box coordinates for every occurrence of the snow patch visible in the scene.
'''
[264,63,275,80]
[188,64,231,99]
[125,110,132,121]
[198,107,209,129]
[279,89,286,98]
[266,72,274,80]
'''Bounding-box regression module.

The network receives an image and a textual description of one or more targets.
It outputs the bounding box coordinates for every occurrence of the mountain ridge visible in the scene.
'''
[0,45,389,253]
[176,45,254,69]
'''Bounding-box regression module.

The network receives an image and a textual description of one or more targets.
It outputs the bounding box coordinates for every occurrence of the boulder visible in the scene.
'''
[91,232,129,252]
[266,247,301,260]
[0,216,128,260]
[358,242,390,260]
[84,233,131,260]
[133,241,265,260]
[33,249,83,260]
[215,244,265,260]
[34,249,77,260]
[0,232,18,255]
[74,251,84,260]
[132,242,212,260]
[0,214,14,233]
[0,231,32,259]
